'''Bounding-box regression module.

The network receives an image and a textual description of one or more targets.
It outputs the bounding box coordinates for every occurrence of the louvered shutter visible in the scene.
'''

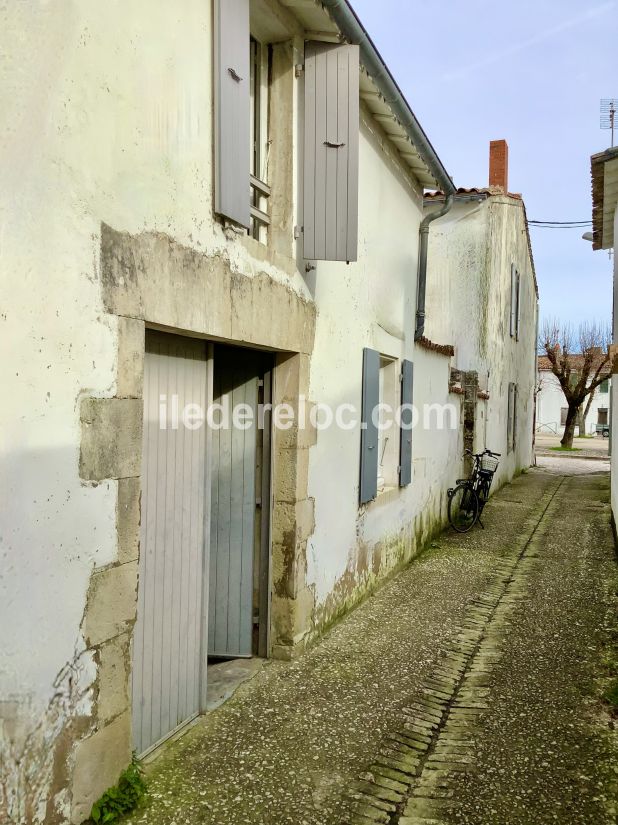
[303,41,359,262]
[510,265,517,337]
[214,0,250,228]
[360,348,379,504]
[399,360,414,487]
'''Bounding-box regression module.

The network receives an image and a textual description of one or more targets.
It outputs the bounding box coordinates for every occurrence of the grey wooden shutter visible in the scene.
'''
[507,382,515,451]
[215,0,250,228]
[303,41,359,262]
[511,384,517,450]
[360,348,379,504]
[515,270,521,341]
[510,265,517,337]
[399,359,414,487]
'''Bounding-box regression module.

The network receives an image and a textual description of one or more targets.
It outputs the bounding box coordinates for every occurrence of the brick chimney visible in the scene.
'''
[489,139,509,193]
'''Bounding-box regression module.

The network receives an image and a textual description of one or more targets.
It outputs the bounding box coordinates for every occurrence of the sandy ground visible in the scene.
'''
[535,432,609,458]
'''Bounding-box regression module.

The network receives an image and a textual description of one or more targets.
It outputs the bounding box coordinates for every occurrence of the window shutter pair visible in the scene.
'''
[359,349,413,505]
[214,7,360,260]
[510,265,521,339]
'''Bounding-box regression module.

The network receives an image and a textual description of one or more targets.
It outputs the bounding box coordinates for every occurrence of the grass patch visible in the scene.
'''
[603,678,618,708]
[550,446,582,452]
[89,757,146,823]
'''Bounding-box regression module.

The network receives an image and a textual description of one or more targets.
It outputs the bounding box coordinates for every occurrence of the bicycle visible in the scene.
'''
[447,449,501,533]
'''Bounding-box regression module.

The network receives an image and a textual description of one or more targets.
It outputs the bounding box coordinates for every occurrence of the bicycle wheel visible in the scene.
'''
[448,483,479,533]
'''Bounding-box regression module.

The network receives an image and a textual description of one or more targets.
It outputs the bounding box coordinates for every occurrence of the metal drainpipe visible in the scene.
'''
[415,195,454,341]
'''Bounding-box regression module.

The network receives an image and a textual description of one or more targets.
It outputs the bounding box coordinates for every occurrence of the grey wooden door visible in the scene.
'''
[132,332,211,755]
[208,347,261,658]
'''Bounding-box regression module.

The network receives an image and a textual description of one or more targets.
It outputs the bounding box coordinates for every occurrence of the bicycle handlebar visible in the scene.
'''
[464,448,501,458]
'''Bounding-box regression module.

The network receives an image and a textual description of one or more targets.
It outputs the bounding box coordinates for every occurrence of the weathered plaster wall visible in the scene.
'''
[0,1,537,822]
[0,1,311,820]
[304,115,464,625]
[425,195,537,489]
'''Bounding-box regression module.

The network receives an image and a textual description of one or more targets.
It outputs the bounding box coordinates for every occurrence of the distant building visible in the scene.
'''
[536,356,611,436]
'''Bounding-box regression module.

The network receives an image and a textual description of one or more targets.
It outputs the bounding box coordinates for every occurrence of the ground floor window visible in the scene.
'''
[560,407,568,426]
[598,407,609,426]
[377,355,400,493]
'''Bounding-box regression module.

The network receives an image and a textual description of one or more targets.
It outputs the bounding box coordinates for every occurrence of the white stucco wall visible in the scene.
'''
[305,119,463,604]
[0,0,314,723]
[425,195,538,488]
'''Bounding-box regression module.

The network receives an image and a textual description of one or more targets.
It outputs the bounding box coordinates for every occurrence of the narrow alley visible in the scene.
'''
[125,459,618,825]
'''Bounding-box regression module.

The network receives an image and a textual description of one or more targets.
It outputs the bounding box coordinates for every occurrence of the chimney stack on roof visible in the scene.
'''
[489,139,509,193]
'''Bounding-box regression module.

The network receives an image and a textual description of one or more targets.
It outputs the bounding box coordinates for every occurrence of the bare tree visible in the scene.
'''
[539,319,612,448]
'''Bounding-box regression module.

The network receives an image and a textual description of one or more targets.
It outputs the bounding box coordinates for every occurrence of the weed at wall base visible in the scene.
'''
[87,757,146,824]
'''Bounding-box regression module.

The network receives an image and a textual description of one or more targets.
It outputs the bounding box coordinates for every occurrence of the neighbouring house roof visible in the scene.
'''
[424,187,539,299]
[282,0,455,192]
[424,187,523,201]
[538,354,611,375]
[591,146,618,250]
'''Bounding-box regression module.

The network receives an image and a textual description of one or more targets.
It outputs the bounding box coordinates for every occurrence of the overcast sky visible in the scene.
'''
[352,0,617,328]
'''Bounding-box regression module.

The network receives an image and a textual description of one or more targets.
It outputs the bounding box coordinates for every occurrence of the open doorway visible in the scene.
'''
[207,344,273,661]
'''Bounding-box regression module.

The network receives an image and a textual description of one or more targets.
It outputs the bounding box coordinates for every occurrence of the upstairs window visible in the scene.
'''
[214,1,360,260]
[600,378,609,394]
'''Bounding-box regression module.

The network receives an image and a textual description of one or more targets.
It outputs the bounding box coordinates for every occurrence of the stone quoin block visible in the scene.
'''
[82,562,138,648]
[79,397,142,481]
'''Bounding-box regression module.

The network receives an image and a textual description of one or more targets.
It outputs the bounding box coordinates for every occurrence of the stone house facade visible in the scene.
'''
[0,3,537,823]
[423,141,538,489]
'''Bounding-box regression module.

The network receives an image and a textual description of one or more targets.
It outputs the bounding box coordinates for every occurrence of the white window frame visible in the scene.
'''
[377,356,400,494]
[249,35,271,242]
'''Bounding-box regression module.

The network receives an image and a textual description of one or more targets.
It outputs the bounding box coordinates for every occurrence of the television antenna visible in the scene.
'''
[601,99,618,146]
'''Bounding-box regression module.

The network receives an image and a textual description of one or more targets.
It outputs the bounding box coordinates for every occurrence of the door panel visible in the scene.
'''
[132,333,210,755]
[208,348,261,658]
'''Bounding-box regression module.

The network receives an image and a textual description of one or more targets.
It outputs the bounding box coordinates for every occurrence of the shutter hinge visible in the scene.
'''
[295,63,304,78]
[256,496,262,508]
[294,225,303,239]
[257,378,264,388]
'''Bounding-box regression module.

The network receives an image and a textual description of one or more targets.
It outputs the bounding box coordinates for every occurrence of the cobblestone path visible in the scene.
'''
[127,466,617,825]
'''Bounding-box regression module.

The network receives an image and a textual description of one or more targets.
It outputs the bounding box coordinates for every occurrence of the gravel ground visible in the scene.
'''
[444,468,618,825]
[125,462,617,825]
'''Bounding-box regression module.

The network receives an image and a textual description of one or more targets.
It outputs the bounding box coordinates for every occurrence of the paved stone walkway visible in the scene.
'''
[126,464,617,825]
